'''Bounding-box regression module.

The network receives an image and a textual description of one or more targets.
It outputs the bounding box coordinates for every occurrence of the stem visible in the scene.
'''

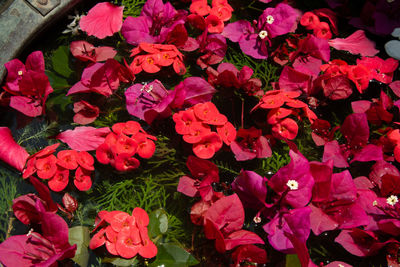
[6,211,14,239]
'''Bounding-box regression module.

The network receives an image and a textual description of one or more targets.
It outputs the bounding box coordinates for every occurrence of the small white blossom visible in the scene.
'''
[286,179,299,190]
[266,15,275,24]
[63,10,83,35]
[18,70,23,75]
[258,30,268,39]
[253,216,262,223]
[372,200,378,206]
[386,195,398,206]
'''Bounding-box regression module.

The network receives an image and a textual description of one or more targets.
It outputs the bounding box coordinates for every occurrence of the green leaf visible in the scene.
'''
[46,70,70,90]
[148,208,168,238]
[51,45,73,78]
[102,257,139,266]
[286,254,302,267]
[69,226,90,267]
[149,243,199,267]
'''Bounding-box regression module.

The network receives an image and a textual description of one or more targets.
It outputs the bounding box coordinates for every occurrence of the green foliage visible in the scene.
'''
[0,168,19,242]
[259,150,291,175]
[51,45,73,78]
[149,243,199,267]
[16,119,58,154]
[224,46,280,91]
[214,160,240,176]
[119,0,146,18]
[69,226,91,267]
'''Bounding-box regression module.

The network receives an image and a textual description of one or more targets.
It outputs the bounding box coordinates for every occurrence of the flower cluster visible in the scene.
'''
[22,144,94,191]
[96,121,157,171]
[253,90,317,140]
[1,51,53,117]
[89,208,157,259]
[173,101,236,159]
[300,9,337,39]
[129,43,186,75]
[189,0,233,33]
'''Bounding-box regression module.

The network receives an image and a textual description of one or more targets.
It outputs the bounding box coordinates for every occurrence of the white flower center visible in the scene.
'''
[266,15,274,24]
[286,179,299,190]
[258,30,268,39]
[253,216,262,223]
[18,70,23,75]
[372,200,378,206]
[387,195,398,206]
[338,264,344,267]
[387,0,394,3]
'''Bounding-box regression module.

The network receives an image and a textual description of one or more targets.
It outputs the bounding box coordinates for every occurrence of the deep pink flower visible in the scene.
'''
[177,155,219,201]
[231,245,267,266]
[70,41,116,62]
[193,132,222,159]
[268,150,314,208]
[67,59,123,97]
[121,0,187,46]
[73,100,100,125]
[0,201,76,266]
[230,127,271,161]
[328,30,379,57]
[171,77,216,108]
[79,2,124,39]
[357,56,399,84]
[125,80,174,124]
[231,170,267,210]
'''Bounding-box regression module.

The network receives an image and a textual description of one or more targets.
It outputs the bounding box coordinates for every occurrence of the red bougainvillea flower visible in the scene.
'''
[205,15,224,33]
[230,127,271,161]
[310,119,339,146]
[74,166,92,191]
[70,41,117,62]
[190,0,211,16]
[79,2,124,39]
[193,132,223,159]
[178,155,220,201]
[231,244,268,266]
[0,127,29,172]
[357,56,399,84]
[314,21,332,39]
[73,100,100,125]
[57,150,78,170]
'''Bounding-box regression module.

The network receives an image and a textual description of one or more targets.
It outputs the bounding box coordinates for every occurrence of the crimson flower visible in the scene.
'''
[73,100,100,125]
[70,41,116,62]
[0,127,29,171]
[230,127,271,161]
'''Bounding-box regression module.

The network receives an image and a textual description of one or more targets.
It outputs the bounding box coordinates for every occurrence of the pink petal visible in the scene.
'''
[79,2,124,39]
[328,30,379,57]
[57,126,111,151]
[0,127,29,171]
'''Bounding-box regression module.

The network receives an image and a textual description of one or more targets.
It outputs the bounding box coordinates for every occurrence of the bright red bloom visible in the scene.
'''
[35,155,58,179]
[347,64,371,93]
[173,109,199,135]
[135,133,156,159]
[357,56,399,84]
[272,118,299,140]
[314,21,332,39]
[193,132,223,159]
[112,121,141,136]
[96,143,114,165]
[0,127,29,172]
[300,12,320,30]
[114,154,140,172]
[206,15,224,33]
[76,151,94,171]
[193,102,220,122]
[183,123,211,144]
[190,0,211,16]
[217,122,237,146]
[48,168,69,192]
[115,134,138,157]
[57,150,78,170]
[74,166,92,191]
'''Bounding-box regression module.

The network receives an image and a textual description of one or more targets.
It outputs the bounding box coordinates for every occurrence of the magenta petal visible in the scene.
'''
[204,194,244,235]
[309,204,339,235]
[261,3,300,38]
[177,176,198,197]
[57,126,111,151]
[9,96,42,117]
[232,170,267,210]
[172,77,216,108]
[0,235,34,266]
[25,51,45,72]
[79,2,124,39]
[341,113,369,148]
[224,230,264,251]
[328,30,379,57]
[279,66,312,94]
[222,20,254,43]
[323,140,349,168]
[351,144,383,163]
[0,127,29,171]
[121,16,155,46]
